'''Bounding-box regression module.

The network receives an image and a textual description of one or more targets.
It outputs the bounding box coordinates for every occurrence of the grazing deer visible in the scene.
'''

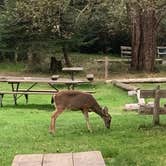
[49,90,112,134]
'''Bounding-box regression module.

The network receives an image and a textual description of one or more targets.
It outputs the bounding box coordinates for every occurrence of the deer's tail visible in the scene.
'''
[51,91,59,104]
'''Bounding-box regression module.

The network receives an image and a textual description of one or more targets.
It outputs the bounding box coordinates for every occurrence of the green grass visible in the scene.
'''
[1,53,166,79]
[0,83,166,166]
[0,62,25,72]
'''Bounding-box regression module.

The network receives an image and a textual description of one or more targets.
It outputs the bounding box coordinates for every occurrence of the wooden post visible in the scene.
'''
[104,56,108,80]
[153,85,160,125]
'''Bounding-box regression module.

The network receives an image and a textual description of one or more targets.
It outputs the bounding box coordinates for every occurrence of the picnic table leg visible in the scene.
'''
[48,83,59,91]
[72,84,75,90]
[11,83,20,105]
[66,83,75,90]
[20,82,38,104]
[0,94,4,107]
[15,83,37,103]
[70,83,75,90]
[71,84,75,90]
[25,82,38,91]
[66,84,70,90]
[25,94,28,104]
[71,71,74,80]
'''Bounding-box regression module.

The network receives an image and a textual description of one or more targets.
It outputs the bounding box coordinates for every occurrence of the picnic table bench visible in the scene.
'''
[157,46,166,58]
[120,46,132,58]
[12,151,105,166]
[121,45,166,59]
[0,90,57,107]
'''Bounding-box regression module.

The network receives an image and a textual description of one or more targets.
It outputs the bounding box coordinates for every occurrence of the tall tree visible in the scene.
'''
[126,0,166,72]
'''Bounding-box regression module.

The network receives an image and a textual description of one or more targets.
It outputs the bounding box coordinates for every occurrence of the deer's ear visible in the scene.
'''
[103,106,108,113]
[104,106,108,111]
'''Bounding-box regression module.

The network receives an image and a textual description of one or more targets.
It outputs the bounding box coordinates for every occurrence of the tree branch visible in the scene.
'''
[156,3,166,28]
[75,3,90,23]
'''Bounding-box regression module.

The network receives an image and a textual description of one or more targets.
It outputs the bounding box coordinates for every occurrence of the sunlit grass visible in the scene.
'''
[0,83,166,165]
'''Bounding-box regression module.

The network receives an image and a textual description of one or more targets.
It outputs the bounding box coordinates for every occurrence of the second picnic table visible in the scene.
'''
[62,67,83,80]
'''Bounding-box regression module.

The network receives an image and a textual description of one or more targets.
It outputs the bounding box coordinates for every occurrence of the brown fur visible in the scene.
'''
[49,90,111,134]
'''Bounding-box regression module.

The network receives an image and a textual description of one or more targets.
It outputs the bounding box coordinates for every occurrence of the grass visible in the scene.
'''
[0,62,25,73]
[1,53,166,79]
[0,82,166,166]
[0,56,166,166]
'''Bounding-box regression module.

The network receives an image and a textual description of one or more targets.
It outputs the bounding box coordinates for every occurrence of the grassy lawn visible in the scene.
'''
[1,53,166,79]
[0,82,166,166]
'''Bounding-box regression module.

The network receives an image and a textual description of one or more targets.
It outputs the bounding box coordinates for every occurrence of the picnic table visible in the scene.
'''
[0,76,90,106]
[62,67,83,80]
[6,76,87,90]
[12,151,105,166]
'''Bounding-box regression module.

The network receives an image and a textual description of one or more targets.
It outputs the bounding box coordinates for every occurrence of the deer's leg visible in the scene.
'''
[82,110,92,132]
[49,107,64,134]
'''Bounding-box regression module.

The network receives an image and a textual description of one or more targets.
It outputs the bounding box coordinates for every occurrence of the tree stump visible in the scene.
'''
[49,57,62,73]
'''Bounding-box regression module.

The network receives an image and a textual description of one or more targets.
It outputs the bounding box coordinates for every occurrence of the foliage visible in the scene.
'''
[0,0,165,62]
[0,0,79,51]
[77,0,130,53]
[158,17,166,45]
[0,0,87,67]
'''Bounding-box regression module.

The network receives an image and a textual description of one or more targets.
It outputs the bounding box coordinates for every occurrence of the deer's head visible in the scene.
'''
[102,106,112,129]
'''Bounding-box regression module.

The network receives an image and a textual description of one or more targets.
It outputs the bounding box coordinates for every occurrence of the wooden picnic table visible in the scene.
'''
[0,76,90,106]
[12,151,106,166]
[62,67,84,80]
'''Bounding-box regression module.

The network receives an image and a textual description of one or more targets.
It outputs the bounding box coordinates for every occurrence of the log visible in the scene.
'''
[124,103,140,110]
[128,90,137,96]
[126,90,145,111]
[128,90,145,103]
[136,90,145,105]
[112,80,138,91]
[106,77,166,83]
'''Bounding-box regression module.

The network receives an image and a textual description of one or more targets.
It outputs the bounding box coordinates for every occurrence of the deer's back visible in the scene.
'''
[54,91,97,110]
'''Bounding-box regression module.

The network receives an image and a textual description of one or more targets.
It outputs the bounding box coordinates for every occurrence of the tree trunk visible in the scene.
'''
[130,6,141,70]
[14,47,19,63]
[49,57,62,73]
[27,47,33,67]
[128,4,157,72]
[141,9,157,72]
[62,44,72,67]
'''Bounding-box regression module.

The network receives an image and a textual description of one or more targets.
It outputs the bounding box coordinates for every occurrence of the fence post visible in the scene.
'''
[153,85,160,125]
[104,56,108,80]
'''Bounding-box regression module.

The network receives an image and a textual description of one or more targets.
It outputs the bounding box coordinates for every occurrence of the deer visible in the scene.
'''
[49,90,112,134]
